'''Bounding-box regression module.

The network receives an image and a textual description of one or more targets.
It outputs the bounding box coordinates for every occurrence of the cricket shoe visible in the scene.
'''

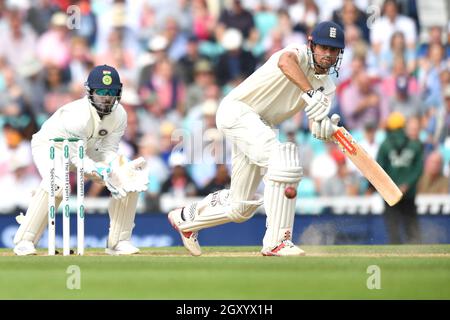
[105,240,140,255]
[261,240,305,256]
[13,240,37,256]
[168,208,201,256]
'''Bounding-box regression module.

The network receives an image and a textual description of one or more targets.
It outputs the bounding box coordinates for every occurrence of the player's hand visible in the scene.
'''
[95,165,127,199]
[302,89,331,121]
[311,114,340,141]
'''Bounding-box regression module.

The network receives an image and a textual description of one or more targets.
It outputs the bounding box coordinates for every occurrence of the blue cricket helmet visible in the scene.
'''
[86,64,122,90]
[310,21,345,49]
[85,65,123,117]
[307,21,345,76]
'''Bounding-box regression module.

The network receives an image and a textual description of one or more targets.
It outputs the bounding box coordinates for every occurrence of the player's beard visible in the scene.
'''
[313,53,336,72]
[92,95,117,116]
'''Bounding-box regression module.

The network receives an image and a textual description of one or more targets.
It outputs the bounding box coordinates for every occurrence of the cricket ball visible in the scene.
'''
[284,186,297,199]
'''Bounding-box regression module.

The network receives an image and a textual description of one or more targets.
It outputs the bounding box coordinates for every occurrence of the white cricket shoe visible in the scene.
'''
[105,240,140,255]
[13,240,37,256]
[261,240,305,256]
[168,208,201,256]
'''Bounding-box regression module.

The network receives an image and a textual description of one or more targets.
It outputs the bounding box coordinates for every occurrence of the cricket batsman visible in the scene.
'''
[13,65,149,256]
[168,21,345,256]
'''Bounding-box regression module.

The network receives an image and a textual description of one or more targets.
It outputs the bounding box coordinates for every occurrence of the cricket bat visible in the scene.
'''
[331,125,403,206]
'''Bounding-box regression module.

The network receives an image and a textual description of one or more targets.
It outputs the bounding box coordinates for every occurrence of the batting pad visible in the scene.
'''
[263,143,303,249]
[107,192,139,248]
[178,190,263,233]
[14,186,63,245]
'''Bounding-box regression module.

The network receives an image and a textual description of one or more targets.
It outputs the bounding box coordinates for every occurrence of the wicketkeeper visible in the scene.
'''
[169,21,345,256]
[13,65,149,256]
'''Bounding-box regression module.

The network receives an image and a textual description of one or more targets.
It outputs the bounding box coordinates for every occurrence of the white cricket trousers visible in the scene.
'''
[216,98,279,207]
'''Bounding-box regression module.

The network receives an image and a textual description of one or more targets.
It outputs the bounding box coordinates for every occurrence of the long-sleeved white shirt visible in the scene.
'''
[224,44,336,126]
[32,96,127,173]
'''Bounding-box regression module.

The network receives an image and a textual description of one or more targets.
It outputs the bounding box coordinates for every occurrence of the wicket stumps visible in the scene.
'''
[48,138,85,256]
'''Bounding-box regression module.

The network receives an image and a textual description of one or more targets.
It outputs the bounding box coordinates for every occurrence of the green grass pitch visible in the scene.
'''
[1,245,449,299]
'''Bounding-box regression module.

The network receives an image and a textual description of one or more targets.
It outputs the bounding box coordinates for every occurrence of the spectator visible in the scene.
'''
[377,112,424,244]
[135,2,157,48]
[142,0,192,33]
[380,55,419,100]
[17,58,46,118]
[0,122,39,213]
[138,133,170,210]
[72,0,97,47]
[185,59,216,111]
[137,34,169,90]
[177,35,211,85]
[288,0,319,35]
[189,101,222,188]
[332,0,370,42]
[378,31,416,77]
[0,67,27,117]
[417,25,450,59]
[425,83,450,146]
[262,9,306,60]
[321,148,361,196]
[160,16,189,62]
[336,23,375,82]
[340,70,388,130]
[158,121,179,166]
[249,0,278,58]
[215,28,257,87]
[26,0,60,35]
[370,0,417,56]
[418,43,447,110]
[120,88,142,158]
[68,36,94,86]
[184,83,222,135]
[200,164,231,196]
[95,1,141,60]
[0,7,38,70]
[406,115,422,142]
[191,0,216,41]
[387,74,423,119]
[95,27,136,85]
[310,143,339,194]
[161,152,198,198]
[36,12,71,68]
[417,150,449,194]
[139,57,186,117]
[217,0,256,40]
[43,64,72,114]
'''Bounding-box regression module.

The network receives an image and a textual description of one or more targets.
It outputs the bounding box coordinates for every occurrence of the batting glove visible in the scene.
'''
[311,114,341,141]
[302,89,331,121]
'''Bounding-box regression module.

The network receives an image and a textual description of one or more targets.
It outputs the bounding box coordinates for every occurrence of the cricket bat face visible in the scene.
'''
[332,127,403,206]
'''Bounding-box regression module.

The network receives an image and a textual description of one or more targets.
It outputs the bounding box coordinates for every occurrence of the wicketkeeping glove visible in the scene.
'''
[95,166,127,199]
[108,156,149,194]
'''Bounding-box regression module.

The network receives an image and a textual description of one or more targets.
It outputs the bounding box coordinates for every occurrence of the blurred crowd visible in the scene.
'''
[0,0,449,214]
